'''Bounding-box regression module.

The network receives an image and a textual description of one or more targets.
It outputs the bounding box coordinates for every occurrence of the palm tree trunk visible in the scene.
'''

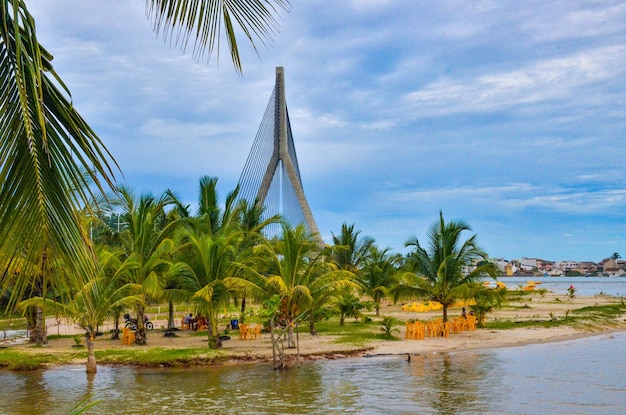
[167,301,175,329]
[36,306,47,345]
[270,320,278,368]
[111,316,120,340]
[135,307,147,345]
[287,320,295,348]
[443,305,448,324]
[296,321,300,367]
[86,335,97,373]
[308,317,317,335]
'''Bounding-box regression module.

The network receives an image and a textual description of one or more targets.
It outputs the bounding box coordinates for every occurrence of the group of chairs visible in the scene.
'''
[405,315,477,340]
[181,316,208,331]
[238,323,262,340]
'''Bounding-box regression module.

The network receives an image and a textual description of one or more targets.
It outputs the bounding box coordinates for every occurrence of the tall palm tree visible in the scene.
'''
[394,211,498,322]
[250,223,354,347]
[359,246,402,316]
[177,227,251,348]
[1,0,289,314]
[19,246,130,373]
[234,197,280,318]
[174,177,270,347]
[331,223,374,273]
[114,186,178,344]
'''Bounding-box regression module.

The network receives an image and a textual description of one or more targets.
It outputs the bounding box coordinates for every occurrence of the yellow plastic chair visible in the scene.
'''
[181,317,189,330]
[252,324,262,339]
[405,322,415,339]
[467,316,477,330]
[414,322,425,340]
[442,321,451,338]
[122,327,135,345]
[239,324,248,340]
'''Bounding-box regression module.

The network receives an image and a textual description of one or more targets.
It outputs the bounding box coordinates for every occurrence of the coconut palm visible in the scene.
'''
[359,246,402,316]
[394,211,498,322]
[19,247,129,372]
[173,177,270,347]
[0,2,118,315]
[233,197,280,319]
[332,290,365,326]
[114,186,179,344]
[1,0,289,316]
[331,223,374,273]
[176,227,247,348]
[251,223,354,347]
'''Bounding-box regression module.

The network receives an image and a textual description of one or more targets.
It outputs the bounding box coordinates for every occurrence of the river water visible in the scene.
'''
[1,332,624,415]
[1,278,624,414]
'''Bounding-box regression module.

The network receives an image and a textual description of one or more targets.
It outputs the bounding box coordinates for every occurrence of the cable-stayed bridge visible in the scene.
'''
[237,67,322,243]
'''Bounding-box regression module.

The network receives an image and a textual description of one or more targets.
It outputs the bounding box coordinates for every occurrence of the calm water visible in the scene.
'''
[1,278,624,414]
[0,332,625,415]
[496,276,625,297]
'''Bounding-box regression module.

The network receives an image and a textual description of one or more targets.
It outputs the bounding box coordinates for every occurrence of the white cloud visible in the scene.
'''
[404,45,626,116]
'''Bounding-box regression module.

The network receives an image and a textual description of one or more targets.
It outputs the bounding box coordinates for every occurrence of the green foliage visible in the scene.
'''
[73,335,84,346]
[395,211,499,322]
[332,291,365,325]
[380,316,400,337]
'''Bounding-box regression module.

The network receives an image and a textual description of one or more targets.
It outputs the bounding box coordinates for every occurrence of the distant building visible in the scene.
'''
[579,261,597,274]
[519,257,548,272]
[555,261,582,273]
[491,258,519,276]
[599,258,625,276]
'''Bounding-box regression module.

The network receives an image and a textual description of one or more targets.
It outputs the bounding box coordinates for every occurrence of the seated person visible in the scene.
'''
[183,313,196,329]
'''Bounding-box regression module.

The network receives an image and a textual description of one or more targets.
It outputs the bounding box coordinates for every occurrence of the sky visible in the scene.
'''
[25,0,626,263]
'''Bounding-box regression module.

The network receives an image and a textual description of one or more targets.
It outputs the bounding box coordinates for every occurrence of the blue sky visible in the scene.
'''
[27,1,626,262]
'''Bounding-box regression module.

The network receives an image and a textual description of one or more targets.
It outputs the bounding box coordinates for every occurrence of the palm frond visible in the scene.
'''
[145,0,291,73]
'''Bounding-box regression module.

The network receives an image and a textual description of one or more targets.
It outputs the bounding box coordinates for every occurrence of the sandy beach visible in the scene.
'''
[4,291,624,367]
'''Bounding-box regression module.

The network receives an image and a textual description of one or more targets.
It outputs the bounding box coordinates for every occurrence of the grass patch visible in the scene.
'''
[0,349,67,371]
[96,347,224,367]
[484,302,626,331]
[310,320,400,346]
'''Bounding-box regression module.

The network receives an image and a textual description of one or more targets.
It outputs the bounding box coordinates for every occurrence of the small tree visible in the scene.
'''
[333,290,365,326]
[380,316,400,338]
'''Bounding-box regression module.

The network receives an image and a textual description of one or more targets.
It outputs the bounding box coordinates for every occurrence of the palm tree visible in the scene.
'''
[114,186,178,344]
[359,246,402,316]
[233,197,280,319]
[1,0,289,316]
[331,223,374,273]
[174,177,272,347]
[332,290,365,326]
[19,246,130,372]
[177,227,247,348]
[394,211,498,323]
[0,1,117,317]
[251,223,354,348]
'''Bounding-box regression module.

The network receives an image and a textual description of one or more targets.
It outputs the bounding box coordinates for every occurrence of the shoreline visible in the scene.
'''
[2,292,625,370]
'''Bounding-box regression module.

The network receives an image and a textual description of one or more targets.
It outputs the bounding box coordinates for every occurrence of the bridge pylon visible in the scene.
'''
[238,67,322,244]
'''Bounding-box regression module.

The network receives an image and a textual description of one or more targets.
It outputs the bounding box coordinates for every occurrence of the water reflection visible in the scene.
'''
[1,334,625,414]
[405,352,504,415]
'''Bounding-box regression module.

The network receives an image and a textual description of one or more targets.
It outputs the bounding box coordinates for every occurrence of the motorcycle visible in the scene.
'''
[123,313,154,330]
